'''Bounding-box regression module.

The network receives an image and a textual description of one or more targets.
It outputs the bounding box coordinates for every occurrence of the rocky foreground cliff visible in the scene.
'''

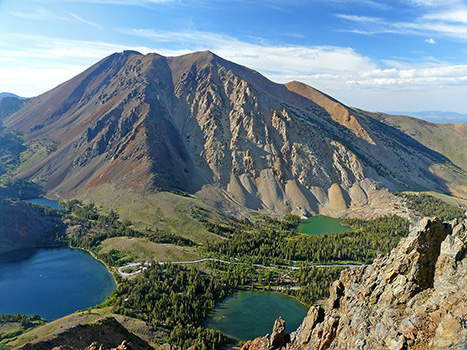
[242,217,467,350]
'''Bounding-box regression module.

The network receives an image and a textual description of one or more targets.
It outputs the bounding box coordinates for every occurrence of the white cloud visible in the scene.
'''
[0,66,88,98]
[9,8,69,21]
[425,37,436,43]
[129,28,378,75]
[70,13,102,27]
[335,14,384,23]
[0,33,153,96]
[337,0,467,41]
[424,9,467,24]
[1,29,466,113]
[406,0,462,7]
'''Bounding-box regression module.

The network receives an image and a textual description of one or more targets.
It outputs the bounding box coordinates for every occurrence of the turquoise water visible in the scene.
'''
[0,247,116,320]
[205,290,308,341]
[25,197,64,210]
[297,215,352,235]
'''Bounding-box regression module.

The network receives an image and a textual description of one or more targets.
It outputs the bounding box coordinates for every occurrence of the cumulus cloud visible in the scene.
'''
[129,28,378,75]
[1,29,466,111]
[425,38,436,43]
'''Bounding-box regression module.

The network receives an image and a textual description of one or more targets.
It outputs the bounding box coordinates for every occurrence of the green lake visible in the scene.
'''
[204,290,308,341]
[297,215,352,235]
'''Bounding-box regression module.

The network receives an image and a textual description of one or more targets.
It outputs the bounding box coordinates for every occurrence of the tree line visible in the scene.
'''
[110,263,243,349]
[205,215,410,265]
[400,193,465,221]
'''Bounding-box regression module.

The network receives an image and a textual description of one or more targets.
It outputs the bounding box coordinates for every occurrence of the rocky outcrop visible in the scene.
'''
[243,217,467,350]
[242,317,289,350]
[18,317,152,350]
[84,340,132,350]
[51,340,132,350]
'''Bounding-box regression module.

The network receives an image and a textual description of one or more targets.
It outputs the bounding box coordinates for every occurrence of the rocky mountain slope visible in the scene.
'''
[242,217,467,350]
[3,51,466,217]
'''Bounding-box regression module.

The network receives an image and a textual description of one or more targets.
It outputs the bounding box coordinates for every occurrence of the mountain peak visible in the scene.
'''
[0,92,23,99]
[3,51,466,215]
[122,50,142,56]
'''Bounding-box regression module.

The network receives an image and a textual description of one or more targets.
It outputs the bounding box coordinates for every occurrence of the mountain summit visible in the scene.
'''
[4,51,466,216]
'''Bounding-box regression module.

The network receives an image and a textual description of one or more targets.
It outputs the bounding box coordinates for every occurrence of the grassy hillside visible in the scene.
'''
[99,237,200,263]
[365,111,467,172]
[80,184,224,245]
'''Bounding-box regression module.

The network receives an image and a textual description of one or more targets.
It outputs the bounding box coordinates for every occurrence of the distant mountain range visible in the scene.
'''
[2,51,467,218]
[0,92,24,99]
[389,110,467,124]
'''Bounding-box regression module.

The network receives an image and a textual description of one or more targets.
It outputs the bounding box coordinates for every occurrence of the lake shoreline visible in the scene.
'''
[71,246,118,289]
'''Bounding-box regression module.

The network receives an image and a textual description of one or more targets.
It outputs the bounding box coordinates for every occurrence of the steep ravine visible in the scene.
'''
[242,217,467,350]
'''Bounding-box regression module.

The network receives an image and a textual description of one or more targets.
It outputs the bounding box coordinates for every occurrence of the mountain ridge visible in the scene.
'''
[388,110,467,124]
[3,50,467,218]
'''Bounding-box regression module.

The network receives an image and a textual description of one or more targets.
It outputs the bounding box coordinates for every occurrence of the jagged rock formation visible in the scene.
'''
[3,51,466,217]
[51,340,132,350]
[18,317,152,350]
[242,218,467,349]
[242,317,290,350]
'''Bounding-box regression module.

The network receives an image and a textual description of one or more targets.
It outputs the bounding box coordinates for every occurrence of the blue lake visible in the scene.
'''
[0,247,116,320]
[25,197,64,210]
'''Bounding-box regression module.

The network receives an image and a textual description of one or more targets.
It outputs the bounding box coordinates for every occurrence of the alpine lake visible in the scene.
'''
[205,290,308,341]
[297,215,352,235]
[206,215,352,341]
[2,200,348,339]
[0,198,115,321]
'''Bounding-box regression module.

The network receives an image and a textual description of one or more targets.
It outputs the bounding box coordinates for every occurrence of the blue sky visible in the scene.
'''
[1,0,467,115]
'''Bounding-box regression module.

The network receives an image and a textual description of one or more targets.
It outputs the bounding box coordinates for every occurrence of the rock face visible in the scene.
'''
[243,218,467,350]
[4,51,467,216]
[18,317,152,350]
[242,317,290,350]
[51,340,132,350]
